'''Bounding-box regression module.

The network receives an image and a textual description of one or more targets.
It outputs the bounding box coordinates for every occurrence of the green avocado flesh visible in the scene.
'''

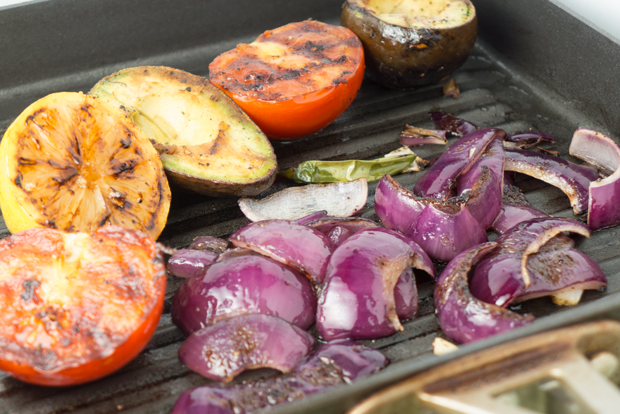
[367,0,472,29]
[90,66,277,196]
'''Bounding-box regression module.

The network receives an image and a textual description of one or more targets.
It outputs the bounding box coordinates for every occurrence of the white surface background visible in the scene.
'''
[0,0,619,40]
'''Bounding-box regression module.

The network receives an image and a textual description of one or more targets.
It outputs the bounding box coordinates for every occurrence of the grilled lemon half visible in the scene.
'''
[0,92,171,239]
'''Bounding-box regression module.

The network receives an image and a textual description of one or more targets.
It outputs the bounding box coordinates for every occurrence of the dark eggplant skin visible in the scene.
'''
[341,0,477,89]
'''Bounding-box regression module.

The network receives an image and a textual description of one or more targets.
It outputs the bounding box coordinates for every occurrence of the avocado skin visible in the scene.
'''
[341,0,478,89]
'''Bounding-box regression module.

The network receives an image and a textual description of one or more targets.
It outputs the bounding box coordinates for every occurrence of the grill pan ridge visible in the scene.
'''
[1,0,620,413]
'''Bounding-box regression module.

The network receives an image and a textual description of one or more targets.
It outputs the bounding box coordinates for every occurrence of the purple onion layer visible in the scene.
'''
[504,148,598,215]
[399,125,448,146]
[462,166,503,230]
[167,249,219,278]
[394,267,418,320]
[470,217,591,307]
[407,198,488,262]
[434,242,534,344]
[429,111,478,136]
[178,314,315,382]
[491,204,549,235]
[189,236,229,253]
[458,136,505,195]
[517,237,607,302]
[569,127,620,229]
[375,175,488,262]
[413,128,504,199]
[171,341,388,414]
[171,254,316,335]
[317,228,433,340]
[230,219,335,283]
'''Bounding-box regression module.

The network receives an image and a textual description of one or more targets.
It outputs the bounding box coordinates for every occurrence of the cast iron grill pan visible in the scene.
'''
[0,7,619,414]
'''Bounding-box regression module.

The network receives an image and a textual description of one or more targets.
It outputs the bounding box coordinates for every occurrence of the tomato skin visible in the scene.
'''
[218,59,365,140]
[209,21,365,140]
[0,297,163,386]
[0,226,166,386]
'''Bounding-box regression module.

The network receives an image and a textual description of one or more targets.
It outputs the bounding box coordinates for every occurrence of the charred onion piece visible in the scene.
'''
[504,148,598,215]
[408,195,487,262]
[569,128,620,229]
[429,111,478,136]
[230,219,335,283]
[171,255,316,335]
[394,267,418,320]
[458,136,505,194]
[503,131,557,149]
[167,249,219,278]
[491,204,549,235]
[458,137,505,230]
[434,242,534,344]
[399,125,448,146]
[470,217,592,307]
[375,174,489,261]
[413,128,504,199]
[294,210,328,225]
[517,237,606,303]
[178,314,315,382]
[238,178,368,222]
[171,341,388,414]
[306,216,380,246]
[317,228,434,340]
[462,166,503,230]
[189,236,229,253]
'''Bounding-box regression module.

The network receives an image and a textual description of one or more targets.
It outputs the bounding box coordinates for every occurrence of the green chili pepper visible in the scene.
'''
[280,154,416,183]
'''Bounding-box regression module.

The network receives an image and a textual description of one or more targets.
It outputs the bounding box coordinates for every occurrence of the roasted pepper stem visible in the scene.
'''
[281,154,416,183]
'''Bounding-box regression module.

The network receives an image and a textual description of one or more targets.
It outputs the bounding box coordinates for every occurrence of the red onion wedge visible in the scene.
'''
[462,166,504,230]
[238,178,368,222]
[504,148,598,215]
[569,128,620,229]
[293,210,328,224]
[517,237,606,303]
[178,314,315,383]
[399,125,448,146]
[458,137,505,229]
[394,267,418,320]
[413,128,505,199]
[491,204,549,235]
[171,341,388,414]
[408,196,488,262]
[317,228,434,340]
[470,217,592,307]
[434,242,534,344]
[188,236,229,253]
[171,254,316,335]
[230,219,335,283]
[167,249,219,278]
[306,216,380,246]
[458,136,505,195]
[504,131,557,149]
[375,175,488,262]
[429,111,478,136]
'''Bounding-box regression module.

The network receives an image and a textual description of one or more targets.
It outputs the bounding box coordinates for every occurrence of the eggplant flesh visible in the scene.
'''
[341,0,477,89]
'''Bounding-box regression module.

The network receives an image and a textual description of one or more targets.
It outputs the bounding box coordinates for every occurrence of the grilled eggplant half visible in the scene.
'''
[90,66,277,197]
[342,0,477,89]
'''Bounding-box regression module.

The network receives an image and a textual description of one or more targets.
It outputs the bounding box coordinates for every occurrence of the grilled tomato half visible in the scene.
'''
[0,92,171,239]
[209,20,365,140]
[0,226,166,386]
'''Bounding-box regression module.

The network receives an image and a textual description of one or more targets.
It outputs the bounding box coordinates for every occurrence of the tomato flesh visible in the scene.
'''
[0,226,166,386]
[209,20,365,140]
